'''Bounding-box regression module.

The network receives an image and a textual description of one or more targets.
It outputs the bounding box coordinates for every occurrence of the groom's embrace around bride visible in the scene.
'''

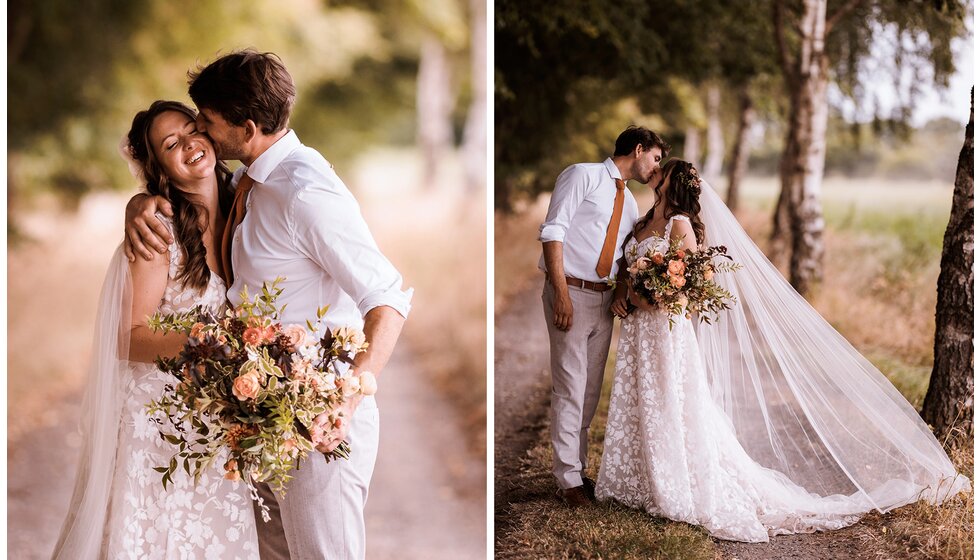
[539,126,669,507]
[124,50,412,559]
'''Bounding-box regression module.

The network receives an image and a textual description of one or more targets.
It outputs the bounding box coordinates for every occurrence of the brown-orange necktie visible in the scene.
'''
[596,178,626,279]
[220,173,255,285]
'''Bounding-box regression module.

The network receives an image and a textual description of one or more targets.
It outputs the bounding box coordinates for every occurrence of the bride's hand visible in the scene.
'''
[628,288,657,312]
[611,296,630,318]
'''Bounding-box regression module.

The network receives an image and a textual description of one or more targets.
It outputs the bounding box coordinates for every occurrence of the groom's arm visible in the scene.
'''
[539,165,592,332]
[542,241,573,331]
[123,193,174,261]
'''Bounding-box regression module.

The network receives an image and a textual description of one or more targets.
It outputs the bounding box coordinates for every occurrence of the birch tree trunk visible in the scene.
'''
[704,83,725,186]
[726,88,755,212]
[461,0,486,192]
[921,91,974,437]
[772,0,840,294]
[417,36,454,189]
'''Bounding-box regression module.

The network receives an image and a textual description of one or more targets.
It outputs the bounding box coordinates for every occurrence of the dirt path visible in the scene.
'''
[493,278,553,539]
[7,346,486,559]
[493,282,877,559]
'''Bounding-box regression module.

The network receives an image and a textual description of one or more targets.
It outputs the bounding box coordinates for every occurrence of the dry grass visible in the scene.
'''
[496,354,718,559]
[494,177,972,558]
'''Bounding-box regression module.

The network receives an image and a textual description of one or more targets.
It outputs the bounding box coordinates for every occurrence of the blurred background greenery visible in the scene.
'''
[7,1,488,540]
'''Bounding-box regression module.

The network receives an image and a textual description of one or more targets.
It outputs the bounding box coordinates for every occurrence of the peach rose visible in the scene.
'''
[651,252,665,265]
[242,327,264,346]
[224,460,241,481]
[232,372,262,401]
[635,257,651,271]
[283,324,307,349]
[667,259,686,275]
[359,371,378,396]
[676,249,685,259]
[669,274,686,288]
[189,322,206,340]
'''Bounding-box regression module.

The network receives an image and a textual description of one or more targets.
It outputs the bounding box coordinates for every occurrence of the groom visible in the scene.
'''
[539,126,669,507]
[123,50,411,559]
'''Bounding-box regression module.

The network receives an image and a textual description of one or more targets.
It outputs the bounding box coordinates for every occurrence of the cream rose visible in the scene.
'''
[359,371,378,396]
[635,257,651,271]
[232,372,262,401]
[703,267,714,281]
[340,375,361,397]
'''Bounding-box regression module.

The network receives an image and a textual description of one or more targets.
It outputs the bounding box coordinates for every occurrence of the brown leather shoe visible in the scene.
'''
[557,485,592,508]
[582,477,597,502]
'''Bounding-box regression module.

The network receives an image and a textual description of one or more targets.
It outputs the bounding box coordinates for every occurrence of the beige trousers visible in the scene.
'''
[542,280,615,489]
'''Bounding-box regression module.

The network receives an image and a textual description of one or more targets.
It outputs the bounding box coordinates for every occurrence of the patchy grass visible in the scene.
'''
[497,353,718,559]
[494,177,971,558]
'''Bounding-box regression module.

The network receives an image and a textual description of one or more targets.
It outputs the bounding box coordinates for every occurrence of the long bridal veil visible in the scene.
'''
[693,181,969,511]
[51,245,132,559]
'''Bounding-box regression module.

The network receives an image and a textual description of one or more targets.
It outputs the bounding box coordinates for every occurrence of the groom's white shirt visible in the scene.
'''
[227,130,412,330]
[538,157,639,282]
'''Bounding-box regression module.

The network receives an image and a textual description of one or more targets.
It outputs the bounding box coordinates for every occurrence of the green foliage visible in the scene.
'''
[9,0,476,205]
[495,0,969,208]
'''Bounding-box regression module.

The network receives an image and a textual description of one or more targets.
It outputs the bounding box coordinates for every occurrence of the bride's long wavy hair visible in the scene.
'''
[126,100,233,290]
[633,158,706,245]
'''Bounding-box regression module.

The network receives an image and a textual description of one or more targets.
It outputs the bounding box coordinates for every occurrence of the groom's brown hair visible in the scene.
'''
[187,50,296,134]
[613,126,671,157]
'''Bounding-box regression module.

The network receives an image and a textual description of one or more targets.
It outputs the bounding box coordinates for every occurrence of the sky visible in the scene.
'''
[831,15,974,127]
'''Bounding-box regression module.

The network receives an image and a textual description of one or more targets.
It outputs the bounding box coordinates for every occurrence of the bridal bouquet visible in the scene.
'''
[626,237,741,329]
[145,278,376,520]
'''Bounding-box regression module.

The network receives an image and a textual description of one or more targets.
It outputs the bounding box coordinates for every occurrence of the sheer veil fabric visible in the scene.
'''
[51,245,132,559]
[693,181,969,511]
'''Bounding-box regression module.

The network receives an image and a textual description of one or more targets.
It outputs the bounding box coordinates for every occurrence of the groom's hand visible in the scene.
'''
[554,291,574,331]
[314,398,359,453]
[124,193,174,262]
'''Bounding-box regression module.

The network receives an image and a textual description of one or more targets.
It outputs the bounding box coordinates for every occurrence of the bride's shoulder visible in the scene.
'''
[668,213,692,223]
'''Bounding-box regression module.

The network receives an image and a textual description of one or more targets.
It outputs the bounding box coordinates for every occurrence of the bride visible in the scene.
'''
[596,159,970,543]
[52,101,259,559]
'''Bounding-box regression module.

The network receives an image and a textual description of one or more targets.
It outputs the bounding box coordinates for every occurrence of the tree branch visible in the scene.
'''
[826,0,864,35]
[773,0,796,81]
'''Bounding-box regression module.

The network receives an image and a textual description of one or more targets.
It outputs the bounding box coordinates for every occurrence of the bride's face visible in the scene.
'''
[148,110,217,188]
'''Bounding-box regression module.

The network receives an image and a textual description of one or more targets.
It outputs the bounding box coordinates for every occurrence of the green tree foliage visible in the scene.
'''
[494,0,969,210]
[8,0,475,207]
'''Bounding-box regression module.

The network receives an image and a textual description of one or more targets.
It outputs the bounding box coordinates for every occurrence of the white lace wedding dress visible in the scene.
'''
[595,215,872,543]
[103,226,259,559]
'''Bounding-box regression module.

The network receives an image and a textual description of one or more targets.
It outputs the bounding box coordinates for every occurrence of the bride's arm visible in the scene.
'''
[127,250,188,363]
[668,219,698,253]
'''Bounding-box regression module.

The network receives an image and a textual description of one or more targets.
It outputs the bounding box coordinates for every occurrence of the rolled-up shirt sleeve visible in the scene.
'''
[291,185,413,319]
[539,164,590,243]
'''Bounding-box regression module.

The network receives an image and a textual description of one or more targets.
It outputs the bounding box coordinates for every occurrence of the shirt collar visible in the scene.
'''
[244,130,300,183]
[603,157,623,182]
